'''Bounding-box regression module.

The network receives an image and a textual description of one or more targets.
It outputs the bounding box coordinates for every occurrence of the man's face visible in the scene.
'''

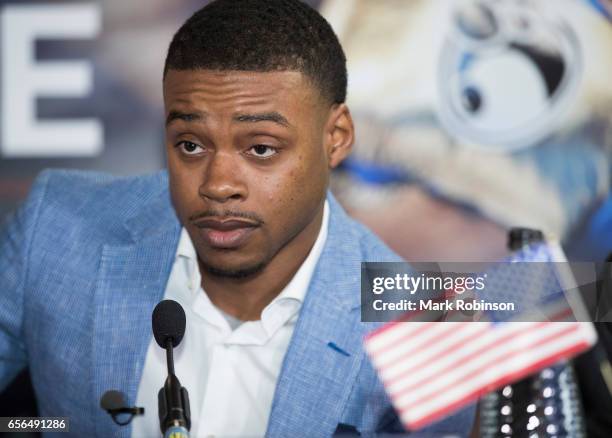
[164,69,347,277]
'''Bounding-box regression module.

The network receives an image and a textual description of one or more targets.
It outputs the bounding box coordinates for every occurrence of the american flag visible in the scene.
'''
[363,242,597,430]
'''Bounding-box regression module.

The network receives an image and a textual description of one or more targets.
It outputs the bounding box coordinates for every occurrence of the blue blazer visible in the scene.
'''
[0,170,474,437]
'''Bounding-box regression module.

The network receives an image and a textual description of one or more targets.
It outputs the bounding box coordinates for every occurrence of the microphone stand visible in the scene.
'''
[158,337,191,438]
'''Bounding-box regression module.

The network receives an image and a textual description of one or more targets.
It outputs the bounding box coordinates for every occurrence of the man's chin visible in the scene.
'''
[199,259,267,279]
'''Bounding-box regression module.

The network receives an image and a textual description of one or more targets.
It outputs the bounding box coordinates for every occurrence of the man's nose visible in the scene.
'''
[198,151,247,203]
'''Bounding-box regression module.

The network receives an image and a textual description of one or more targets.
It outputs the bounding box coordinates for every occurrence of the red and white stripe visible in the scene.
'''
[364,319,596,430]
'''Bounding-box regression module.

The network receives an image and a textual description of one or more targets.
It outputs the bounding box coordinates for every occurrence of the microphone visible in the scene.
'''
[152,300,191,438]
[100,390,144,426]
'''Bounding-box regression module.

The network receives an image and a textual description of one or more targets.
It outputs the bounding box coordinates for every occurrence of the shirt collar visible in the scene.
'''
[270,200,329,304]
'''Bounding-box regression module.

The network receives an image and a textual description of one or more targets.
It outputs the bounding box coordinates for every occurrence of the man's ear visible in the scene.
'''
[324,103,354,168]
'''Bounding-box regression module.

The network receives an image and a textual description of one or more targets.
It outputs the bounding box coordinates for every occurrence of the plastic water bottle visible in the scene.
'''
[479,228,586,437]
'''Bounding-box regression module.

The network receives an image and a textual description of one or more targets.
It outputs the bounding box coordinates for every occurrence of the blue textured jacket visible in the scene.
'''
[0,169,474,437]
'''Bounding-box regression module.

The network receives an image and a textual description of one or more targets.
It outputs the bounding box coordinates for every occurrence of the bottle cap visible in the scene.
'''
[507,227,545,250]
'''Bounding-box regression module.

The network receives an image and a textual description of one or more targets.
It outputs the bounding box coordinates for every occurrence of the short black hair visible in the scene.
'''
[164,0,347,104]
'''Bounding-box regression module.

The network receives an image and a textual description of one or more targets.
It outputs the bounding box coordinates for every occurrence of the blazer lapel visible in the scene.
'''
[91,191,181,437]
[267,195,367,437]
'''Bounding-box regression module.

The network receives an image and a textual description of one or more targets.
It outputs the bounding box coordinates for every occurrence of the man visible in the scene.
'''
[0,0,475,436]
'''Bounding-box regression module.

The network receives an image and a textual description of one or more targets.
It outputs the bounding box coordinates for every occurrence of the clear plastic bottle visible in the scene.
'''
[479,228,586,437]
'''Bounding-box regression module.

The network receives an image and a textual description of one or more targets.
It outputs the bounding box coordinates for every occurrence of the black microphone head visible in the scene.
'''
[152,299,186,348]
[100,390,126,411]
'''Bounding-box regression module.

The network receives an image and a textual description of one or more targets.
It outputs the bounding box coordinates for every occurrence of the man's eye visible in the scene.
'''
[176,141,204,155]
[247,145,277,158]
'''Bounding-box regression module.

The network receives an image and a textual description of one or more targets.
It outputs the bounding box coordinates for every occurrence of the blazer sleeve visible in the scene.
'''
[0,171,50,392]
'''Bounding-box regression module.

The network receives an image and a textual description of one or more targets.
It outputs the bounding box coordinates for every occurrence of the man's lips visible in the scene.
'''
[192,218,259,249]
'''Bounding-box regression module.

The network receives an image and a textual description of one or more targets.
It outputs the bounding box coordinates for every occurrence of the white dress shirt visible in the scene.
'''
[131,202,329,438]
